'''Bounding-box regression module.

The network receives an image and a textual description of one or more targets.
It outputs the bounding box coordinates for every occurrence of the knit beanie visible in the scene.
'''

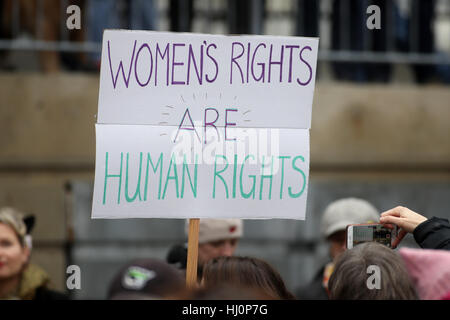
[399,247,450,300]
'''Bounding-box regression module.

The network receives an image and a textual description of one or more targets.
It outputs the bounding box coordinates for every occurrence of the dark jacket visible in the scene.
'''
[33,287,68,300]
[166,244,188,270]
[413,216,450,250]
[166,243,206,279]
[295,265,329,300]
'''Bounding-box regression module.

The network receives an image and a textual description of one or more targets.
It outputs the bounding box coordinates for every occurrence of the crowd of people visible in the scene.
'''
[0,0,449,83]
[1,198,449,300]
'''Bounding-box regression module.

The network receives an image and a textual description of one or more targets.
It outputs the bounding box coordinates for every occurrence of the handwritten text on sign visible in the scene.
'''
[92,31,318,219]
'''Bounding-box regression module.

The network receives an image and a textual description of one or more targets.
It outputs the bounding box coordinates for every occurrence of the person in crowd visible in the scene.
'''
[411,0,437,84]
[0,207,67,300]
[398,247,450,300]
[380,206,450,250]
[129,0,158,31]
[1,0,86,72]
[86,0,123,69]
[174,283,273,300]
[107,258,185,300]
[169,0,194,32]
[331,0,391,83]
[296,197,380,299]
[166,219,243,279]
[86,0,159,70]
[227,0,264,35]
[201,256,295,300]
[328,242,417,300]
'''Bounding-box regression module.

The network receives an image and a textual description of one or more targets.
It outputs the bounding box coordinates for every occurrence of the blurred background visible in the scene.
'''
[0,0,449,299]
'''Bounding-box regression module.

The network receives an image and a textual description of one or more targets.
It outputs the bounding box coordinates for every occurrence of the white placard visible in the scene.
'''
[98,30,318,129]
[92,124,309,219]
[92,30,318,220]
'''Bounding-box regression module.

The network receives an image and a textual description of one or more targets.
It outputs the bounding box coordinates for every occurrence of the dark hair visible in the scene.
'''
[328,242,417,300]
[174,283,274,300]
[202,256,296,300]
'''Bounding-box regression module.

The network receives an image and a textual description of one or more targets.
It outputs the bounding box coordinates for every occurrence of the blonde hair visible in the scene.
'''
[0,207,27,246]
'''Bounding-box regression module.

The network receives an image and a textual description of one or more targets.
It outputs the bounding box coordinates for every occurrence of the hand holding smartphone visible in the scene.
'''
[346,223,397,249]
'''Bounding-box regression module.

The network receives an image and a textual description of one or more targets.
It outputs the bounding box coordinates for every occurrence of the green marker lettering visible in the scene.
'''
[162,153,179,199]
[103,152,123,205]
[240,155,256,199]
[125,152,143,203]
[278,156,290,199]
[289,155,306,198]
[144,153,163,200]
[232,154,238,198]
[181,154,198,198]
[213,155,229,199]
[259,156,274,200]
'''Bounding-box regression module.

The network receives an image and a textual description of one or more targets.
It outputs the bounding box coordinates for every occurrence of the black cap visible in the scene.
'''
[107,258,185,300]
[23,215,36,234]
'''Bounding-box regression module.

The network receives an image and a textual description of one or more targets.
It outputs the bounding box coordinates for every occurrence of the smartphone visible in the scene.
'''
[346,223,397,249]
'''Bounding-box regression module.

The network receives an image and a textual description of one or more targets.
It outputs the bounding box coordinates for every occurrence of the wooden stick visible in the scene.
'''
[186,218,200,288]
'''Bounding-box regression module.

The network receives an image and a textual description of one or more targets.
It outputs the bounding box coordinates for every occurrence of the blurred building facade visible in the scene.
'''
[0,0,449,298]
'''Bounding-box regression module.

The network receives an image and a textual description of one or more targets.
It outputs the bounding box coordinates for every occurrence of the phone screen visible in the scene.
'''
[350,224,394,248]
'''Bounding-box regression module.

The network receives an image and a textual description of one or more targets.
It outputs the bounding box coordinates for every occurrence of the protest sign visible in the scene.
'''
[92,30,318,220]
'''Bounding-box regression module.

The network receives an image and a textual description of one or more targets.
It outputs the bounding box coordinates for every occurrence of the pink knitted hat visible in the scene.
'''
[399,247,450,300]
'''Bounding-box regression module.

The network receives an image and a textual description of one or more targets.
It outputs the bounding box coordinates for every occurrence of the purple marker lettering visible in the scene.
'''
[246,42,251,83]
[268,44,284,83]
[108,40,137,89]
[225,108,238,141]
[171,43,186,85]
[134,43,153,87]
[187,44,203,85]
[155,43,170,86]
[204,107,220,144]
[285,45,299,83]
[297,46,313,86]
[230,42,245,84]
[251,43,266,82]
[174,108,200,143]
[205,43,219,83]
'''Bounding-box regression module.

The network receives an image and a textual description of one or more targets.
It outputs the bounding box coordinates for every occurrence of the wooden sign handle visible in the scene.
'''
[186,218,200,288]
